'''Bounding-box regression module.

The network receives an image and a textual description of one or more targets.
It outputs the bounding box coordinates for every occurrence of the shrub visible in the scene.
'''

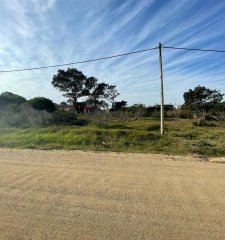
[27,97,56,113]
[88,111,111,126]
[150,111,160,118]
[50,111,78,125]
[0,92,26,110]
[192,119,215,127]
[0,105,51,127]
[206,112,225,121]
[111,111,132,126]
[166,109,193,119]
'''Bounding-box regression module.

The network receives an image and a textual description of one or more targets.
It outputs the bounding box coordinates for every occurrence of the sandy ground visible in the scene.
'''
[0,149,225,240]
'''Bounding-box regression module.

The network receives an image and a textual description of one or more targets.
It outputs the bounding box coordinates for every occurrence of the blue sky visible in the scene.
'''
[1,0,225,106]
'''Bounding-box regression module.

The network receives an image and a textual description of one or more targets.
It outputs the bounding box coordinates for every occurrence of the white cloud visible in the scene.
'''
[1,0,225,105]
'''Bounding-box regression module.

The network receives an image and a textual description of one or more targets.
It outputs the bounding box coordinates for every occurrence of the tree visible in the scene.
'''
[60,102,67,105]
[111,101,127,111]
[0,92,26,109]
[27,97,56,113]
[52,68,90,111]
[88,83,119,109]
[103,85,119,107]
[183,85,224,111]
[87,81,119,109]
[86,79,106,109]
[52,68,120,111]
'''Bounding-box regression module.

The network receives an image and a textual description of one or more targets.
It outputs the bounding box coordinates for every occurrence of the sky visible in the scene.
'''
[1,0,225,106]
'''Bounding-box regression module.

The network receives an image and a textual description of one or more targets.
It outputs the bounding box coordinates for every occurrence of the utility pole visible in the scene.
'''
[158,42,164,135]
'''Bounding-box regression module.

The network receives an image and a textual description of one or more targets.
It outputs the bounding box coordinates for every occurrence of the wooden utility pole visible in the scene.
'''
[158,42,164,135]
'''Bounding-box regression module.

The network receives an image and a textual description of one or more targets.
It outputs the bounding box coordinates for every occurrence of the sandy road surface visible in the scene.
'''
[0,149,225,240]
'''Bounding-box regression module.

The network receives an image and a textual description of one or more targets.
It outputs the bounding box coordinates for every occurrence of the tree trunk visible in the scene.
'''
[73,97,77,113]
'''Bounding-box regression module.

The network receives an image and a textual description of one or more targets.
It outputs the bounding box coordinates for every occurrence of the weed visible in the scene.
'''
[0,118,225,156]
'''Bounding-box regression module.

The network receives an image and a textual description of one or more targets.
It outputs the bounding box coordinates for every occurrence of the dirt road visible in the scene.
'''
[0,149,225,239]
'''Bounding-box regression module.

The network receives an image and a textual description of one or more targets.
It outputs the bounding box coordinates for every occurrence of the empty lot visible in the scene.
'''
[0,149,225,240]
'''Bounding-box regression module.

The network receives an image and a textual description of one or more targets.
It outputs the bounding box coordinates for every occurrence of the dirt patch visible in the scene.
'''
[209,157,225,164]
[0,148,225,239]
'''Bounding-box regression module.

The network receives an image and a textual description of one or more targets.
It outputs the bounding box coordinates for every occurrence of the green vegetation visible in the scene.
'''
[0,92,26,110]
[26,97,56,112]
[0,84,225,157]
[182,85,225,112]
[52,68,121,111]
[0,118,225,157]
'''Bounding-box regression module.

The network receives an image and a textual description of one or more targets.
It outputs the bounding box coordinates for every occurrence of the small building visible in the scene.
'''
[147,104,174,112]
[58,104,74,112]
[58,102,95,114]
[164,104,174,111]
[76,102,95,114]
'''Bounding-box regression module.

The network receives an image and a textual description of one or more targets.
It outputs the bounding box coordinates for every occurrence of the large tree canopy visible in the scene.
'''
[88,82,108,108]
[87,83,120,109]
[27,97,56,113]
[182,85,224,111]
[111,100,127,111]
[52,68,89,109]
[0,92,26,109]
[103,85,119,107]
[52,68,120,111]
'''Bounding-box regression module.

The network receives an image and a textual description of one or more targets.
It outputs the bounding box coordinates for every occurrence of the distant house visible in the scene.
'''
[58,104,74,112]
[76,102,95,113]
[58,102,95,114]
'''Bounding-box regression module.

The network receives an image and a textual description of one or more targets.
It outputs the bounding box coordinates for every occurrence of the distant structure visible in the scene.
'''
[147,104,174,112]
[58,102,95,114]
[58,103,74,112]
[76,102,95,113]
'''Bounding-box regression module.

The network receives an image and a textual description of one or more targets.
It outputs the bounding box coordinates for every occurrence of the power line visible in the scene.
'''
[163,46,225,53]
[1,45,225,73]
[0,47,157,73]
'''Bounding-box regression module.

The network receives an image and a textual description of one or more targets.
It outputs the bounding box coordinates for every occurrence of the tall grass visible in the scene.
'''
[0,118,225,156]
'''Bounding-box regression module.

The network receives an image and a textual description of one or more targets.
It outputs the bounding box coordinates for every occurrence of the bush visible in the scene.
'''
[205,112,225,121]
[166,109,193,119]
[50,111,78,125]
[88,111,111,126]
[150,111,160,118]
[26,97,56,113]
[0,105,51,127]
[111,111,132,126]
[125,104,146,119]
[0,92,26,110]
[0,104,89,127]
[192,119,215,127]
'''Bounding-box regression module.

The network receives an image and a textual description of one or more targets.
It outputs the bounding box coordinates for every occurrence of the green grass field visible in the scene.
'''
[0,118,225,157]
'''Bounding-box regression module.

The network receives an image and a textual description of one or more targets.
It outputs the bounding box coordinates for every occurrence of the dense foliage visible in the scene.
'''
[1,119,225,157]
[182,85,224,111]
[27,97,56,113]
[52,68,120,110]
[0,84,224,128]
[0,92,26,110]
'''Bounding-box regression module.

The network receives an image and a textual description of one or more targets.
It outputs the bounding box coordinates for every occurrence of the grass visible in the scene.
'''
[0,118,225,156]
